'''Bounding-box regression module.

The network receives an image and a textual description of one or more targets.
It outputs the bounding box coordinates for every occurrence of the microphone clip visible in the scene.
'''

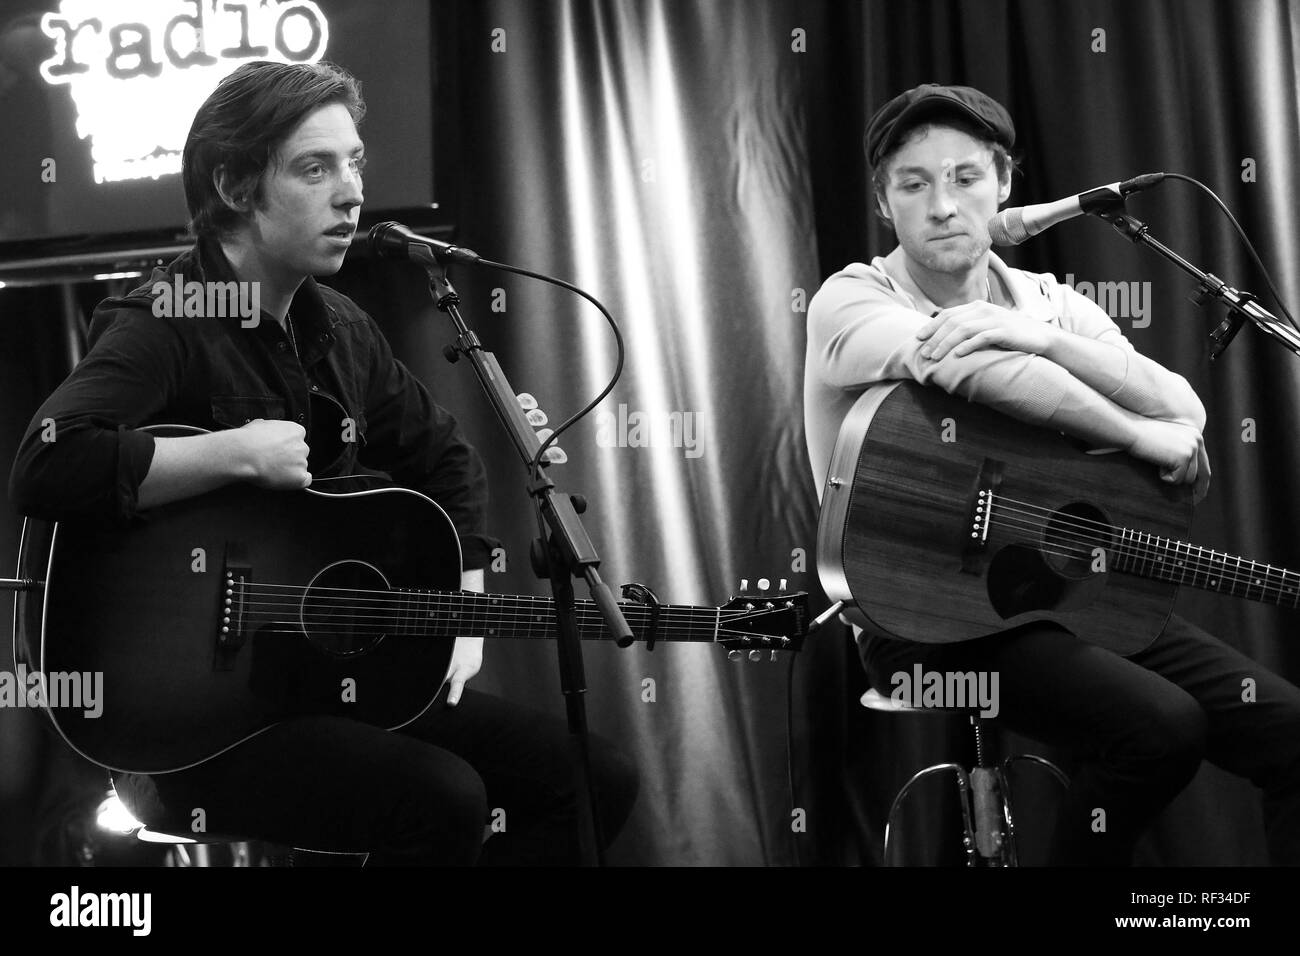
[1088,198,1148,244]
[1207,288,1253,362]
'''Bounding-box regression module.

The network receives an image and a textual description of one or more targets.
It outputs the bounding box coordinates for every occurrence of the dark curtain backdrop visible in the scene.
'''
[436,0,824,865]
[803,0,1300,865]
[3,0,1299,866]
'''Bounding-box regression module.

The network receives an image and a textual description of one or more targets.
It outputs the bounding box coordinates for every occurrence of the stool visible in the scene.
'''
[100,788,367,866]
[861,688,1069,866]
[136,826,260,867]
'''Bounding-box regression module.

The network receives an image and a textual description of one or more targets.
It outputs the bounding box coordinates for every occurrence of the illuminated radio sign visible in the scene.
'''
[39,0,330,185]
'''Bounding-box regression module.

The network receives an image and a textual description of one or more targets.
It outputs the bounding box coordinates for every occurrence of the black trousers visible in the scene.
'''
[113,689,640,865]
[861,614,1300,865]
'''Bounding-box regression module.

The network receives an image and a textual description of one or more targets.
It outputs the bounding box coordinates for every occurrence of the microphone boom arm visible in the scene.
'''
[1091,199,1300,361]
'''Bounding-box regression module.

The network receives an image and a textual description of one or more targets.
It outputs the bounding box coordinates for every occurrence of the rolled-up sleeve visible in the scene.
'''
[357,315,498,569]
[8,306,183,526]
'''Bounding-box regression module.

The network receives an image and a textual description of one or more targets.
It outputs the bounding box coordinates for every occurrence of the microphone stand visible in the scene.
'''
[412,246,633,867]
[1089,199,1300,361]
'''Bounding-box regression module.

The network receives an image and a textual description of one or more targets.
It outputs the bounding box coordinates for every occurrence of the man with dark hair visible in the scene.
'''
[10,60,637,865]
[804,82,1300,865]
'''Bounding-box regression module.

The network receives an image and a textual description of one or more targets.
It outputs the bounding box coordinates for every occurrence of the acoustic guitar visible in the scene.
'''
[816,381,1295,652]
[13,426,807,773]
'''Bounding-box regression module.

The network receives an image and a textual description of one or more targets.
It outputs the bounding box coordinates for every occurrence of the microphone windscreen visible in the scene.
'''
[367,221,407,258]
[987,208,1027,246]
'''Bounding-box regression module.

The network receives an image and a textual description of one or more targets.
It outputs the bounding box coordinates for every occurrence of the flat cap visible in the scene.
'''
[865,83,1015,167]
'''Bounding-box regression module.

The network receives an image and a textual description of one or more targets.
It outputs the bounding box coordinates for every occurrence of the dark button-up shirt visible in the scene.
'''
[8,237,496,568]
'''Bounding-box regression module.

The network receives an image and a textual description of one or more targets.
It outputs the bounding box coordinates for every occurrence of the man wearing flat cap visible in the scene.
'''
[805,83,1300,865]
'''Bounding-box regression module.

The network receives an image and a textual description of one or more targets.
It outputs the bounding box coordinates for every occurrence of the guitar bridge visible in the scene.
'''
[961,459,1004,574]
[216,541,251,668]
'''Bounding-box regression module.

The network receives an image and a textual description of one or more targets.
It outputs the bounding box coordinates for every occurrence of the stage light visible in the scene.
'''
[95,791,143,834]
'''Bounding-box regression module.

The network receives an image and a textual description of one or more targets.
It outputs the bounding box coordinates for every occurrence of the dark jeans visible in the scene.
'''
[861,614,1300,865]
[113,689,639,865]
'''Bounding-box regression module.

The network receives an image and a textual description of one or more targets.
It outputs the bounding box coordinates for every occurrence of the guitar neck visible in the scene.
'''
[389,589,725,644]
[1113,529,1300,607]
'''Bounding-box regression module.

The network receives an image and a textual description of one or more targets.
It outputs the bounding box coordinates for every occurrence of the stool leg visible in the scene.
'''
[167,844,192,867]
[999,755,1070,866]
[1002,754,1070,789]
[883,763,977,867]
[997,768,1018,866]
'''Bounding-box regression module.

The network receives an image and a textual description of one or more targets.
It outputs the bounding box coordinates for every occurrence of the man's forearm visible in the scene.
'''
[1042,327,1206,430]
[136,431,250,510]
[1042,381,1148,451]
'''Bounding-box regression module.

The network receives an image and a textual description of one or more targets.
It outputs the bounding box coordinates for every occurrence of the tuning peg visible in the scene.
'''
[517,392,538,410]
[739,578,749,591]
[727,650,742,662]
[758,578,770,591]
[779,578,788,591]
[748,650,761,662]
[525,408,548,427]
[543,446,568,465]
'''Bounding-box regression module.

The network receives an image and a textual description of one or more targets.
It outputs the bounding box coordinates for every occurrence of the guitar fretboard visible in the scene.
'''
[388,590,725,642]
[1112,529,1300,607]
[379,589,810,648]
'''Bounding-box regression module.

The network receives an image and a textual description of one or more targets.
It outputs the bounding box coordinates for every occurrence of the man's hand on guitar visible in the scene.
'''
[447,567,487,706]
[236,419,312,490]
[1128,418,1212,504]
[916,302,1053,360]
[445,636,483,707]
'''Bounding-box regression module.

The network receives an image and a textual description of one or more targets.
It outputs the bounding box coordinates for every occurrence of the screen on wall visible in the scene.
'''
[0,0,436,251]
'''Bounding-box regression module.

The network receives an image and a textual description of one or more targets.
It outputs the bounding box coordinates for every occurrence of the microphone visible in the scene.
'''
[987,173,1165,246]
[368,221,481,264]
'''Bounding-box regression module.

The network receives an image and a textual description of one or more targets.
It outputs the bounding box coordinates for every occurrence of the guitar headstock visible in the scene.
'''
[717,577,810,660]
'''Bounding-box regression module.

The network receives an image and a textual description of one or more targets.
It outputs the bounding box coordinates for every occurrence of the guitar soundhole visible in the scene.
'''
[302,560,393,658]
[985,501,1112,620]
[1041,502,1112,578]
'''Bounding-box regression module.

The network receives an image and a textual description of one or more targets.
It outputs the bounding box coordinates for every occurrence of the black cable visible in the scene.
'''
[475,257,625,482]
[1159,172,1300,334]
[786,643,800,867]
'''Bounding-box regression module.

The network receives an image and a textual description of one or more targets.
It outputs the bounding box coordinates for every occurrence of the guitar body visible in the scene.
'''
[817,382,1193,654]
[28,455,462,774]
[13,425,810,774]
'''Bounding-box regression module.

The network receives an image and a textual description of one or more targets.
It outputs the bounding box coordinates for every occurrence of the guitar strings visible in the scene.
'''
[225,581,781,613]
[227,588,773,625]
[985,494,1299,601]
[222,607,767,640]
[213,608,772,644]
[983,512,1299,604]
[858,478,1278,589]
[212,586,792,642]
[989,492,1271,578]
[987,502,1268,579]
[861,478,1297,600]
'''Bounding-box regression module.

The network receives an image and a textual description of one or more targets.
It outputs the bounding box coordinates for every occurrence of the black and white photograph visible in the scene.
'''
[0,0,1295,938]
